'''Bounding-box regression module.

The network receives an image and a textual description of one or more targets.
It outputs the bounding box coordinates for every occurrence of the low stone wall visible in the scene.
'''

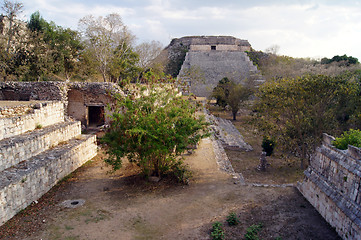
[0,134,97,226]
[0,121,81,172]
[0,101,64,140]
[298,133,361,239]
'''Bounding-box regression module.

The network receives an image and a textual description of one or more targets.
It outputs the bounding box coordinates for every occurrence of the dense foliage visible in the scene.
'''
[212,78,253,120]
[101,79,209,180]
[210,221,224,240]
[0,2,163,82]
[333,129,361,150]
[254,73,361,168]
[321,54,359,66]
[261,136,275,156]
[212,77,231,108]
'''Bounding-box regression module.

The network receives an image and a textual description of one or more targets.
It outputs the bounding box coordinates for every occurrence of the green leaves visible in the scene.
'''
[254,74,361,168]
[333,129,361,150]
[212,78,254,120]
[102,81,209,179]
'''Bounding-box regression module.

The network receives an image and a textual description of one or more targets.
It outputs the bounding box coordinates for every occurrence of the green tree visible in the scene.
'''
[45,24,84,80]
[22,11,84,81]
[108,42,140,84]
[227,81,253,120]
[321,54,359,66]
[254,74,360,168]
[25,11,53,81]
[212,78,253,120]
[101,79,209,179]
[212,77,231,108]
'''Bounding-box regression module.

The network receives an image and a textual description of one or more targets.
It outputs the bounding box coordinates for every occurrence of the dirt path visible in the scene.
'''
[2,137,339,240]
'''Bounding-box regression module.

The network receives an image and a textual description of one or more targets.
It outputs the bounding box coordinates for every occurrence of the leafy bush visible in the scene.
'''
[226,212,239,226]
[210,221,224,240]
[244,223,263,240]
[333,129,361,150]
[262,136,275,156]
[101,80,209,179]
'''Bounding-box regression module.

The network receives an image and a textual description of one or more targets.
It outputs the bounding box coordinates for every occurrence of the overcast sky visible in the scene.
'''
[18,0,361,60]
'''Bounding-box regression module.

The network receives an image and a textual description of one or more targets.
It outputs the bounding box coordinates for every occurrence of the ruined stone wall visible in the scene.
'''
[0,81,123,127]
[298,133,361,240]
[67,82,122,126]
[0,134,96,226]
[0,82,68,102]
[0,100,97,226]
[0,101,64,140]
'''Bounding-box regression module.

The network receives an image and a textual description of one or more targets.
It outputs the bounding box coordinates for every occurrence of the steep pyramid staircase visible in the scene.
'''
[0,101,97,226]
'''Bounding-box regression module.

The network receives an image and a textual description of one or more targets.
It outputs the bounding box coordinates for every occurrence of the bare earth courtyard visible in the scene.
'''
[0,132,340,239]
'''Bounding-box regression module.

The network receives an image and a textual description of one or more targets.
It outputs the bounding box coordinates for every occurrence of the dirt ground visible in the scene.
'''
[1,138,339,240]
[0,110,340,240]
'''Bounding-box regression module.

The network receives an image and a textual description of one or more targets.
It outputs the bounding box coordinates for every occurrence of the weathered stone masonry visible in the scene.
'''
[0,101,97,226]
[298,133,361,240]
[0,81,123,127]
[0,81,124,226]
[174,36,264,98]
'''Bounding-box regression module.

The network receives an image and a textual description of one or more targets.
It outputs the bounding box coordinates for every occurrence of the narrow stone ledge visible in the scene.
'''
[0,121,80,172]
[0,134,97,226]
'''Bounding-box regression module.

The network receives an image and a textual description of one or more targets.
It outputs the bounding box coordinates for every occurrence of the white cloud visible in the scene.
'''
[17,0,361,60]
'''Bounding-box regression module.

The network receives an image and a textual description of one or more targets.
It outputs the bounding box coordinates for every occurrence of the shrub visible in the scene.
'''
[226,212,239,226]
[244,223,263,240]
[101,80,209,179]
[210,221,224,240]
[333,129,361,150]
[262,136,275,156]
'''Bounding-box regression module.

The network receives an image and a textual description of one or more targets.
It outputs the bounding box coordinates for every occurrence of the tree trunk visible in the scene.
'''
[300,143,306,169]
[300,158,304,170]
[232,111,237,121]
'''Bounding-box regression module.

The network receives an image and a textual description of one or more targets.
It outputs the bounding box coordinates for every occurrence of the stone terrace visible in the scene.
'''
[206,112,253,152]
[298,133,361,240]
[0,101,97,226]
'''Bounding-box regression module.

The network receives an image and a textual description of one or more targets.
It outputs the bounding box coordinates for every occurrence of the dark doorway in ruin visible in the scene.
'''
[88,106,105,126]
[211,45,216,50]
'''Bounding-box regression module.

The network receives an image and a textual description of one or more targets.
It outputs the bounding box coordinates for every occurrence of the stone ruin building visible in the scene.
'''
[162,36,264,98]
[0,81,123,128]
[0,36,360,239]
[0,81,123,226]
[298,134,361,239]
